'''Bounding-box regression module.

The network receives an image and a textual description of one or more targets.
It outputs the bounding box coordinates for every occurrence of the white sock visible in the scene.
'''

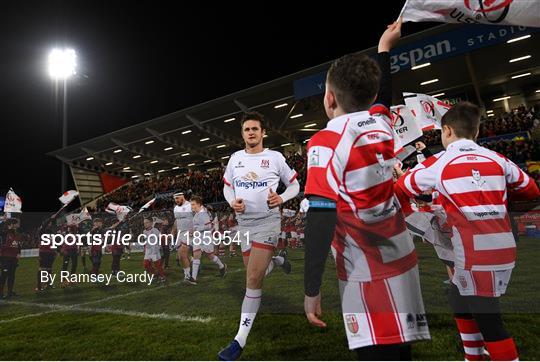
[234,288,262,348]
[264,259,275,276]
[272,256,284,266]
[192,259,201,280]
[183,267,190,278]
[212,255,224,269]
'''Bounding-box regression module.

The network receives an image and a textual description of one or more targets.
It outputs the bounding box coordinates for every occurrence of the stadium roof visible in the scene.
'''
[49,23,540,178]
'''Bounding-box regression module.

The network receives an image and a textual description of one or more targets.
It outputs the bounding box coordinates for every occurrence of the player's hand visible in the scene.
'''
[415,141,426,151]
[393,163,405,179]
[267,190,283,208]
[304,293,326,328]
[231,198,245,214]
[378,17,402,53]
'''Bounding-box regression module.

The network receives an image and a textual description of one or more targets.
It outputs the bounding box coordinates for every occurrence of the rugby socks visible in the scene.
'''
[234,288,262,348]
[484,338,519,361]
[454,318,486,361]
[183,267,190,278]
[211,255,224,269]
[192,259,201,280]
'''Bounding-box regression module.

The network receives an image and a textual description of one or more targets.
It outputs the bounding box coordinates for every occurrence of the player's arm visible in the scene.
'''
[268,179,300,208]
[395,159,438,199]
[505,157,540,200]
[371,17,402,112]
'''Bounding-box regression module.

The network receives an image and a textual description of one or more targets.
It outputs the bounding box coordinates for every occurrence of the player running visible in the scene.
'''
[218,111,299,360]
[171,191,196,284]
[188,195,227,283]
[395,102,540,361]
[142,217,166,283]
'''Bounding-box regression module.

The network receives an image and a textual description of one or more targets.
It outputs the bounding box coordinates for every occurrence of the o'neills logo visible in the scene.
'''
[235,172,268,189]
[357,117,376,128]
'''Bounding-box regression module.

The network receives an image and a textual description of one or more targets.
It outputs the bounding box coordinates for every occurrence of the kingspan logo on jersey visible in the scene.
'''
[235,171,269,190]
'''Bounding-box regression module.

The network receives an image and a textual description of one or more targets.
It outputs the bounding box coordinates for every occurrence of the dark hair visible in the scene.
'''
[240,111,266,131]
[327,53,381,113]
[190,195,203,205]
[441,101,481,139]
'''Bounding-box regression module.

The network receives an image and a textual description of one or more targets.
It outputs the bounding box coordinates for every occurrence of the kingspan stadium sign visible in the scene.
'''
[293,24,539,99]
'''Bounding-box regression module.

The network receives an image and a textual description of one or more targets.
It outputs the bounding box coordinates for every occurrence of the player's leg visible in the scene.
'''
[70,249,78,274]
[467,295,517,361]
[36,253,44,291]
[143,259,154,275]
[448,282,487,360]
[80,247,87,271]
[205,250,227,277]
[179,244,191,278]
[0,257,7,298]
[154,259,166,281]
[6,258,17,297]
[191,249,202,281]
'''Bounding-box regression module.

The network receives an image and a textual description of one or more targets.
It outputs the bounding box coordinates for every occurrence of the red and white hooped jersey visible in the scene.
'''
[223,148,297,214]
[326,105,417,282]
[397,139,540,271]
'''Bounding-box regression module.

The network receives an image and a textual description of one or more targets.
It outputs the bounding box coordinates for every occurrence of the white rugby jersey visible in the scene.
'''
[223,148,297,214]
[327,105,418,282]
[397,138,540,271]
[193,207,212,232]
[174,202,193,231]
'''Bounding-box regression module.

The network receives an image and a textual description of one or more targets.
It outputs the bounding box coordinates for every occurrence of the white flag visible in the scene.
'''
[66,207,92,225]
[400,0,540,28]
[59,190,79,205]
[391,105,424,147]
[106,202,132,221]
[139,198,156,213]
[4,188,22,213]
[403,92,451,131]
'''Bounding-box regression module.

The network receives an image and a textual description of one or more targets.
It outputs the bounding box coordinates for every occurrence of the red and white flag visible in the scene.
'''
[4,188,22,213]
[391,105,424,147]
[400,0,540,28]
[106,202,132,221]
[139,198,156,213]
[403,92,451,131]
[59,190,79,205]
[65,208,92,225]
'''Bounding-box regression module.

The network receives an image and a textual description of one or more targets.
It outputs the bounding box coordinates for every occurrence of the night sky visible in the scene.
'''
[1,1,432,211]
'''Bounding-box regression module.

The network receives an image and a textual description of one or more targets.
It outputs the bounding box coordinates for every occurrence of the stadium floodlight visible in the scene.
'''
[133,155,141,159]
[164,147,173,151]
[131,175,139,178]
[144,172,152,176]
[172,166,180,170]
[86,157,94,161]
[420,78,439,86]
[507,34,531,43]
[493,96,511,102]
[200,138,210,142]
[123,166,130,170]
[488,114,495,117]
[188,163,195,166]
[204,160,212,163]
[181,153,190,157]
[304,123,317,128]
[536,90,540,93]
[509,55,531,63]
[303,138,310,143]
[281,143,292,147]
[263,134,268,138]
[222,155,230,159]
[150,160,158,164]
[511,72,531,79]
[290,114,303,119]
[105,162,113,166]
[182,130,192,134]
[274,103,288,109]
[158,169,165,173]
[223,117,235,123]
[216,144,227,148]
[411,62,431,70]
[144,140,154,145]
[486,110,494,113]
[431,92,445,98]
[114,149,122,153]
[48,48,77,80]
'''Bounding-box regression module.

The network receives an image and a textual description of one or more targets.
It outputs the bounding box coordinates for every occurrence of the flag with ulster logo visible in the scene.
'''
[400,0,540,28]
[59,190,79,205]
[391,105,423,147]
[403,92,451,131]
[4,188,22,213]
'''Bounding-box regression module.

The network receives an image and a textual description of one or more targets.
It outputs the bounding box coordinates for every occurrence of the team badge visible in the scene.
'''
[261,159,270,168]
[308,148,320,167]
[345,314,359,334]
[471,169,486,189]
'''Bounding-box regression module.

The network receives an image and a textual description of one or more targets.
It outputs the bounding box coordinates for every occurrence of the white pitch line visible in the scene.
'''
[0,267,244,324]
